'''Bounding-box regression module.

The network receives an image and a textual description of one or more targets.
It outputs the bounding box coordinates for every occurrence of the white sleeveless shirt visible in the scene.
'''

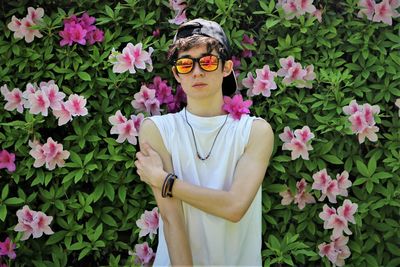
[149,108,262,266]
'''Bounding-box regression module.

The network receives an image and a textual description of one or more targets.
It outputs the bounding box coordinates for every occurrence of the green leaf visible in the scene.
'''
[78,71,91,81]
[0,205,7,221]
[46,230,67,245]
[69,242,87,251]
[367,157,377,175]
[101,214,117,227]
[4,197,24,205]
[118,186,127,203]
[356,160,370,177]
[268,235,281,250]
[1,184,9,200]
[321,154,343,165]
[78,247,92,261]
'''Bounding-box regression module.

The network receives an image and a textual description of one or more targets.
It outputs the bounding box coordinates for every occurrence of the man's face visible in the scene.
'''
[172,44,233,100]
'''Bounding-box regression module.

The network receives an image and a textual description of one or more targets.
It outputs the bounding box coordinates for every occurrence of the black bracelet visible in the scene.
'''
[166,174,177,197]
[161,173,174,198]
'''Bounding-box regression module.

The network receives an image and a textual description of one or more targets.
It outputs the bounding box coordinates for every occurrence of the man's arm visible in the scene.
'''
[138,119,274,223]
[136,119,192,265]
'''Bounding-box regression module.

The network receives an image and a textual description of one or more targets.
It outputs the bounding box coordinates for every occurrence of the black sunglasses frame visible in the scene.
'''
[173,54,221,74]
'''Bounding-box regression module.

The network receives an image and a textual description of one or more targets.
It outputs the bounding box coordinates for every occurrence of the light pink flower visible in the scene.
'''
[318,242,337,264]
[39,80,55,88]
[168,9,188,25]
[279,189,294,205]
[0,150,16,172]
[295,0,317,15]
[296,64,316,88]
[27,90,50,116]
[319,204,337,229]
[358,0,376,20]
[277,56,296,77]
[251,65,277,97]
[358,125,379,143]
[169,0,188,25]
[373,0,393,25]
[20,17,43,43]
[22,82,38,101]
[14,205,36,240]
[27,7,44,24]
[222,94,252,120]
[282,62,307,85]
[313,8,323,22]
[362,103,380,125]
[145,47,154,72]
[312,169,332,191]
[279,126,295,143]
[136,207,159,239]
[348,111,367,133]
[1,86,24,113]
[41,137,70,170]
[131,113,145,133]
[326,214,352,238]
[336,171,352,197]
[294,126,314,143]
[29,140,46,168]
[342,100,361,115]
[0,237,16,259]
[115,120,139,145]
[331,235,351,267]
[284,138,311,160]
[52,102,73,126]
[320,179,340,203]
[31,211,54,238]
[64,94,88,116]
[113,43,151,74]
[7,16,24,39]
[337,199,358,224]
[41,83,65,110]
[242,72,255,97]
[293,179,315,209]
[133,242,155,265]
[109,110,127,134]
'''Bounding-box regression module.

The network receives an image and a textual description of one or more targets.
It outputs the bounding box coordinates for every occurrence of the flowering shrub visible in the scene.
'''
[0,0,399,266]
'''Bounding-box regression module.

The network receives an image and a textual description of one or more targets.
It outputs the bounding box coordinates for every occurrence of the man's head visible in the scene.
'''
[168,19,237,96]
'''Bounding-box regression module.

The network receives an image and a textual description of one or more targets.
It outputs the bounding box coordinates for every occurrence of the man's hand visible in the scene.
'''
[135,142,167,189]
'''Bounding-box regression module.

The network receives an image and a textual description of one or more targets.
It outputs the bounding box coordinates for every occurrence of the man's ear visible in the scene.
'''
[171,66,182,83]
[222,60,234,77]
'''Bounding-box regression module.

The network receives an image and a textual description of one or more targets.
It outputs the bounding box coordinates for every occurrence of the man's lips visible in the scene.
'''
[192,83,207,87]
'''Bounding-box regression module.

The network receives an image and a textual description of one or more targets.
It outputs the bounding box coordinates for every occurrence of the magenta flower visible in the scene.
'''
[132,242,155,265]
[27,90,50,116]
[136,207,159,239]
[167,85,187,113]
[152,28,160,37]
[0,237,16,259]
[41,83,65,110]
[59,13,103,46]
[222,94,252,120]
[241,34,254,58]
[113,43,151,74]
[131,113,145,133]
[1,85,24,113]
[86,28,104,45]
[131,85,160,115]
[148,76,174,105]
[0,150,16,172]
[64,94,88,116]
[14,205,54,240]
[52,102,73,126]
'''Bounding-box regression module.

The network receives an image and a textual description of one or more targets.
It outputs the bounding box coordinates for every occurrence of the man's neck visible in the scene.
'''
[185,96,227,117]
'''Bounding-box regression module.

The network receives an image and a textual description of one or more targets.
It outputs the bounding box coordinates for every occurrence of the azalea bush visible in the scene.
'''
[0,0,400,266]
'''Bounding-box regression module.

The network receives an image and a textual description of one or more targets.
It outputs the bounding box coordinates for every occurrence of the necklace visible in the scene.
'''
[184,108,229,161]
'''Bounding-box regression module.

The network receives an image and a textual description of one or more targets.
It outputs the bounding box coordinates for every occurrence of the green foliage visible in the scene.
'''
[0,0,399,266]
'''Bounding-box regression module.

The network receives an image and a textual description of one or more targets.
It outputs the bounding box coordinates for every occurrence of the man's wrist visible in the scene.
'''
[156,170,168,189]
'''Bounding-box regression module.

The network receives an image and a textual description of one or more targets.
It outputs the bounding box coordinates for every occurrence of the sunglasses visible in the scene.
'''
[174,54,220,74]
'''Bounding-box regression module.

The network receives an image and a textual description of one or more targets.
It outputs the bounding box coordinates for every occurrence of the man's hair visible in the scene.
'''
[167,35,229,64]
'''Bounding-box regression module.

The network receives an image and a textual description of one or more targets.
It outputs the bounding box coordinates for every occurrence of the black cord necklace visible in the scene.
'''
[184,108,229,161]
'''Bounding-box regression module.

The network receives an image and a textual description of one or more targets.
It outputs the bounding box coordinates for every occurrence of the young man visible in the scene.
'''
[135,18,274,266]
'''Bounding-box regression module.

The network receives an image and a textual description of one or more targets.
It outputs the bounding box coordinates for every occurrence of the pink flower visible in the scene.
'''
[152,28,160,37]
[114,120,139,145]
[342,100,361,115]
[357,125,379,143]
[64,94,88,116]
[296,65,316,88]
[131,113,145,133]
[14,205,53,240]
[373,0,394,25]
[148,76,174,105]
[281,0,316,19]
[113,43,151,74]
[293,179,315,209]
[52,102,73,126]
[362,103,380,125]
[136,207,159,239]
[0,237,16,259]
[396,98,400,117]
[131,85,160,115]
[337,199,358,224]
[280,126,314,160]
[348,111,368,133]
[313,7,323,22]
[251,65,277,97]
[79,12,96,32]
[320,179,340,203]
[222,94,252,120]
[326,214,352,239]
[41,137,70,170]
[279,126,295,143]
[7,16,24,39]
[242,72,255,97]
[69,22,87,45]
[27,90,50,116]
[295,0,317,15]
[331,235,351,267]
[241,34,254,58]
[41,83,65,110]
[19,17,43,43]
[277,56,296,77]
[358,0,376,20]
[29,140,46,168]
[133,242,155,265]
[169,0,188,25]
[319,204,337,229]
[109,110,128,134]
[1,85,24,113]
[279,189,294,205]
[167,85,187,113]
[0,150,16,172]
[282,62,307,85]
[27,7,44,24]
[284,138,311,160]
[86,28,104,45]
[22,82,38,101]
[336,171,352,197]
[294,126,314,143]
[312,169,332,191]
[318,242,337,264]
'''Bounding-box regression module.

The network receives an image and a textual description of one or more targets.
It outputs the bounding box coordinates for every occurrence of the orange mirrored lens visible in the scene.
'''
[199,55,218,71]
[175,58,194,74]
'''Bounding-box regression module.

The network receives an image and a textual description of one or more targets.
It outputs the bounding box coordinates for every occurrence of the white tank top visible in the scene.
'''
[149,108,262,266]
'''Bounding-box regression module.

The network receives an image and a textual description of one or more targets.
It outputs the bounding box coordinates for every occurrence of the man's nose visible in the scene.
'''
[192,62,204,77]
